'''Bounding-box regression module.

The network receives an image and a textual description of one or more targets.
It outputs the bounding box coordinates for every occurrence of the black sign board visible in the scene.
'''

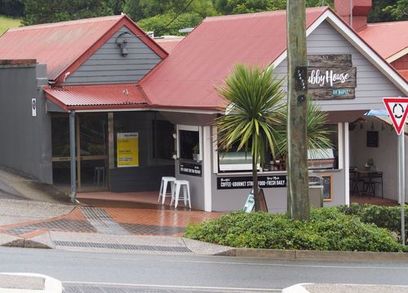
[217,175,287,190]
[179,162,202,176]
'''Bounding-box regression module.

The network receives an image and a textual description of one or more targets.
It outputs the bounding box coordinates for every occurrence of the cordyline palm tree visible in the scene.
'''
[277,101,332,156]
[216,64,285,211]
[216,64,331,213]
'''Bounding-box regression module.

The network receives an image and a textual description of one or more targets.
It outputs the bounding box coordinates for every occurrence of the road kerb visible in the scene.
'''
[212,246,408,262]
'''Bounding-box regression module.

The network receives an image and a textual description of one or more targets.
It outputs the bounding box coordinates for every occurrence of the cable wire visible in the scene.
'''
[164,0,195,28]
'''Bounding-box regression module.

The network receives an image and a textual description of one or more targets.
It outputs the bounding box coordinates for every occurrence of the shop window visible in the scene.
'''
[51,115,70,157]
[216,123,339,173]
[153,120,174,160]
[218,142,253,172]
[178,128,200,161]
[308,124,338,170]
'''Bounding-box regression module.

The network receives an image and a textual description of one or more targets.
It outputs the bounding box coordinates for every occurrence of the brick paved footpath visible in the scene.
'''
[0,193,226,255]
[0,203,221,237]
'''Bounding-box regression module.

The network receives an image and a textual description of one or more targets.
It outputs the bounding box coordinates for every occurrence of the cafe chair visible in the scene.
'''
[350,169,364,195]
[94,166,106,186]
[362,171,383,198]
[158,176,176,204]
[171,180,191,209]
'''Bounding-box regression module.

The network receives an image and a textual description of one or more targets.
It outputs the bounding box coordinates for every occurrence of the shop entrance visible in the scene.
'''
[51,113,108,192]
[77,113,108,191]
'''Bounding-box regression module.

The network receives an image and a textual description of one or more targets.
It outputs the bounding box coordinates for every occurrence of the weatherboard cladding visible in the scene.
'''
[274,20,404,112]
[65,27,161,84]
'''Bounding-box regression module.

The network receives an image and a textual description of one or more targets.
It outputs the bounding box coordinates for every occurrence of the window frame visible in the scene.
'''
[176,125,202,161]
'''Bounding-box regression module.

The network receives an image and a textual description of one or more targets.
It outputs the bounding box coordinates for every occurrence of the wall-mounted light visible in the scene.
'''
[116,32,132,57]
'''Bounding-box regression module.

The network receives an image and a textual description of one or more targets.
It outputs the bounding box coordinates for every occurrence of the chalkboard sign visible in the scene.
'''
[322,175,332,200]
[179,162,202,176]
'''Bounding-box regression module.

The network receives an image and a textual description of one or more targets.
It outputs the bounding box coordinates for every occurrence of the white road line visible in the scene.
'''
[150,258,408,271]
[63,281,281,292]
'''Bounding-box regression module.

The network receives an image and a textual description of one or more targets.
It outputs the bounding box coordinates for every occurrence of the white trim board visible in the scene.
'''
[387,47,408,64]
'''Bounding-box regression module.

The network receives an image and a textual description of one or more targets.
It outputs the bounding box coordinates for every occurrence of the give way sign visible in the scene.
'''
[383,97,408,135]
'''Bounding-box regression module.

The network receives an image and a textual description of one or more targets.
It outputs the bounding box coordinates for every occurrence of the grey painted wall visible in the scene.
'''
[274,20,405,112]
[66,26,162,84]
[0,63,53,183]
[175,160,205,210]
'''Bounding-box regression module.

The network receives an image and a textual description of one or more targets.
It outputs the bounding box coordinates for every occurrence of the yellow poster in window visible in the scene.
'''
[117,132,139,167]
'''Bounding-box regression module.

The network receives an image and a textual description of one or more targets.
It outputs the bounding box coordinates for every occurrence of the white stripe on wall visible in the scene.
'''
[344,122,350,206]
[203,126,212,211]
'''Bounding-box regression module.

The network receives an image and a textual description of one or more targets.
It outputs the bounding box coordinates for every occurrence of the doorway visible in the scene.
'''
[51,113,108,192]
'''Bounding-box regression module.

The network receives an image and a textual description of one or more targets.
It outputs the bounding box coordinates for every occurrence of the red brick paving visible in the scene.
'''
[78,191,222,228]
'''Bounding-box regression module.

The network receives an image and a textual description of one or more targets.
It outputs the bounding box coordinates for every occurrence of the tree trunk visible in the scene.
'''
[253,153,260,211]
[286,0,310,220]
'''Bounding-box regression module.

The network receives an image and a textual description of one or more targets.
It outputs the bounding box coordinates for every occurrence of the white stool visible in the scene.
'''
[158,176,176,204]
[171,180,191,209]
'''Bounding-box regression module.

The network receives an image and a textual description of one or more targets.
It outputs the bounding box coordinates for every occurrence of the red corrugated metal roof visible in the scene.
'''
[44,83,148,111]
[155,37,184,53]
[0,15,168,82]
[359,21,408,60]
[140,7,328,111]
[400,70,408,81]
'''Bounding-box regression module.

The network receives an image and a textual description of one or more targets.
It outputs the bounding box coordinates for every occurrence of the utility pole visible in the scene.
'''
[287,0,309,220]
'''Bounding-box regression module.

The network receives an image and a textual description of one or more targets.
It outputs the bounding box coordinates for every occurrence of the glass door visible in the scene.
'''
[77,113,108,191]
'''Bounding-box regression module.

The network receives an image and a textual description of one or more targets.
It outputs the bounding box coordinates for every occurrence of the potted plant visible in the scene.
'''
[192,144,200,161]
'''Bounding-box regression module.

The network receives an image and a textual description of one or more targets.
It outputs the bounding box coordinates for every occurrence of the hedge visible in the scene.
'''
[184,207,406,252]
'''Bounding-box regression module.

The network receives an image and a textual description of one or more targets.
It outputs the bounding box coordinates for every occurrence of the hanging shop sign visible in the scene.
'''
[117,132,139,167]
[179,162,202,176]
[307,54,357,100]
[217,175,286,190]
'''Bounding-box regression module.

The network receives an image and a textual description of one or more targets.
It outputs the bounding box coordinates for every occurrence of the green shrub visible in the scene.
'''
[184,209,406,252]
[337,204,407,242]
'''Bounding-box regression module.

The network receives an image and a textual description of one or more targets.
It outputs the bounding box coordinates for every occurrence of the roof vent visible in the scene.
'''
[116,32,132,57]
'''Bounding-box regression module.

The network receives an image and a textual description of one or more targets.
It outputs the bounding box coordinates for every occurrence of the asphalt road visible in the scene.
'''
[0,247,407,292]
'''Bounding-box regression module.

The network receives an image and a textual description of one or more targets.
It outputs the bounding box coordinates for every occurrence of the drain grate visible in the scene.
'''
[7,219,96,235]
[55,241,192,253]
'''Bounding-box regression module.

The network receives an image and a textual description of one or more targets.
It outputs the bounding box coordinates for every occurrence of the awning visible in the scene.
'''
[44,83,149,112]
[366,109,408,133]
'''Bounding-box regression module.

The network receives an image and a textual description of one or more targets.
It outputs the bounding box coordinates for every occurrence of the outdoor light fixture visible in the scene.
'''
[116,32,132,57]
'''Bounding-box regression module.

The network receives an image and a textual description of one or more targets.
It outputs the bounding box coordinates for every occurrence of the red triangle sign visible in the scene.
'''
[383,97,408,135]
